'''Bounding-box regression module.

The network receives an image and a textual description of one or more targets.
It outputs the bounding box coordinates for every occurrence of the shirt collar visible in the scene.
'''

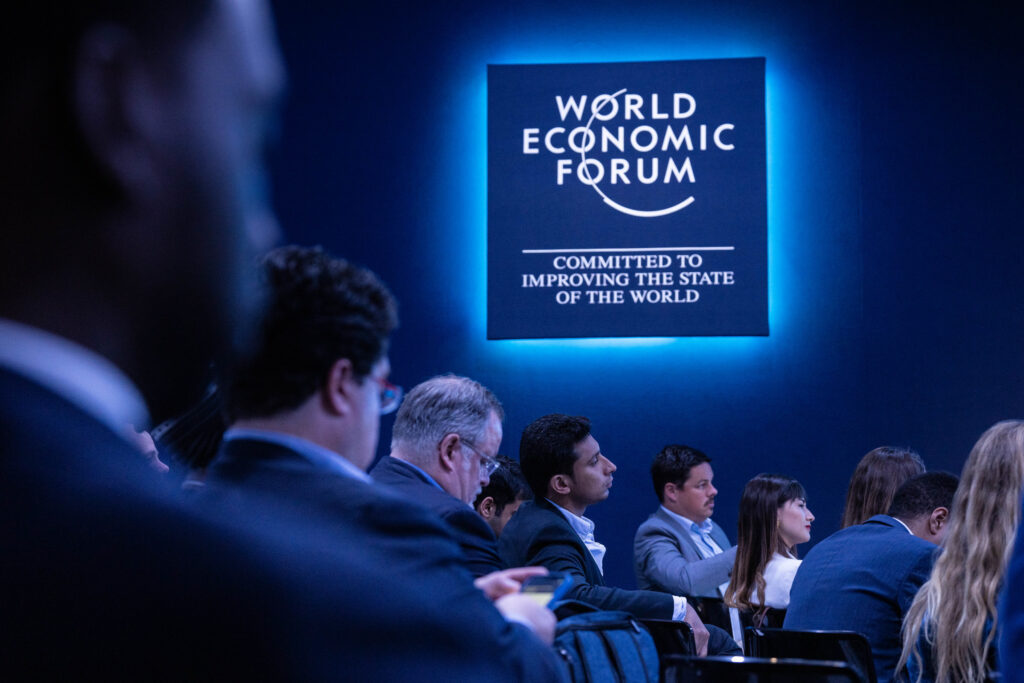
[661,504,714,534]
[0,318,149,434]
[548,498,598,538]
[223,428,372,483]
[392,457,447,493]
[892,516,914,535]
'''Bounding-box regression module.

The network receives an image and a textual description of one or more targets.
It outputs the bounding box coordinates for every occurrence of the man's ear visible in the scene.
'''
[662,482,678,504]
[550,473,573,496]
[477,496,496,520]
[929,507,949,535]
[323,358,356,416]
[437,433,461,473]
[74,24,163,199]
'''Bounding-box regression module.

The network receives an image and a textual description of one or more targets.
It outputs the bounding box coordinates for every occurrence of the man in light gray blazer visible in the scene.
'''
[634,445,736,597]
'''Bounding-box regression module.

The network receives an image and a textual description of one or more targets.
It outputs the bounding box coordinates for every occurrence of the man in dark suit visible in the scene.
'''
[784,472,958,683]
[500,413,713,656]
[371,374,507,576]
[204,246,565,681]
[0,2,396,678]
[0,3,564,677]
[634,444,736,598]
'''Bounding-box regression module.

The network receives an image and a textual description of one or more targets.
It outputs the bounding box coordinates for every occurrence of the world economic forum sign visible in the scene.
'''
[487,58,767,339]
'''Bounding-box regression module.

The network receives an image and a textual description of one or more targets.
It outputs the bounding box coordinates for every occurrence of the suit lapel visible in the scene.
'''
[655,507,706,560]
[536,499,606,585]
[709,520,731,550]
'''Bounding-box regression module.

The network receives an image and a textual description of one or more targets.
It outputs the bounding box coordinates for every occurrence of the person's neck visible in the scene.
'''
[389,448,445,485]
[549,493,587,518]
[232,407,347,464]
[898,514,939,545]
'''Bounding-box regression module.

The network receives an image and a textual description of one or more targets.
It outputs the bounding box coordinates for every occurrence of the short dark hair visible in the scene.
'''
[651,444,712,503]
[473,456,532,515]
[887,471,959,521]
[226,245,398,421]
[519,414,591,500]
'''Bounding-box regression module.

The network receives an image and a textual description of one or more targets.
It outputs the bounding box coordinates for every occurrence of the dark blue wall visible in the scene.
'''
[268,0,1023,589]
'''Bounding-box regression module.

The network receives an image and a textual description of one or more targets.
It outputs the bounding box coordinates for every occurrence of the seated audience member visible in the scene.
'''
[0,1,323,677]
[898,421,1024,683]
[499,414,716,656]
[842,446,926,528]
[634,445,737,598]
[371,375,507,576]
[202,246,565,681]
[475,455,533,539]
[785,471,958,683]
[724,473,814,629]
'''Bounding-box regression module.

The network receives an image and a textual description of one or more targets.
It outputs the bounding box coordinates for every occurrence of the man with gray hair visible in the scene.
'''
[372,374,507,576]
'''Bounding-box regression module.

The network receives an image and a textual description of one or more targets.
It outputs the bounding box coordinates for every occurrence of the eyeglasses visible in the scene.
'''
[371,377,403,415]
[460,439,499,476]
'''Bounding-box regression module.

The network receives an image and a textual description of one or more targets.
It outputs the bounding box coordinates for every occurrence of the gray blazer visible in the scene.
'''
[633,507,736,597]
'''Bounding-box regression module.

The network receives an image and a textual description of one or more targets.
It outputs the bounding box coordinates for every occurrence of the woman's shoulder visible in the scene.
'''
[763,553,802,609]
[767,552,802,572]
[765,552,802,585]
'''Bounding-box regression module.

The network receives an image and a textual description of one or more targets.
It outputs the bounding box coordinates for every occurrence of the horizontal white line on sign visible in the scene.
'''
[521,246,735,254]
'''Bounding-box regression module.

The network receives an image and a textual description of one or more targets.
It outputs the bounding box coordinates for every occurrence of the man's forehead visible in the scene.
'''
[686,462,713,483]
[573,434,600,461]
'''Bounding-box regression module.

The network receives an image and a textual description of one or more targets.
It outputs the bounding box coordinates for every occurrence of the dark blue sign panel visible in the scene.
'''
[487,58,767,338]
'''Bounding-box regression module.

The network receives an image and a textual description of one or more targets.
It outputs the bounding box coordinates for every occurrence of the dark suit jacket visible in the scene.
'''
[0,367,314,679]
[371,454,505,577]
[1,366,565,682]
[204,438,565,682]
[784,514,939,683]
[499,499,674,619]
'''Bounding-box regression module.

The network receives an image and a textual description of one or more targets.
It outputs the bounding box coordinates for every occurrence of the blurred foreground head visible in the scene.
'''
[0,0,285,421]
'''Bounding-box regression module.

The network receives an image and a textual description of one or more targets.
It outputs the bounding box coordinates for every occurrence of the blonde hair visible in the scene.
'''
[898,420,1024,682]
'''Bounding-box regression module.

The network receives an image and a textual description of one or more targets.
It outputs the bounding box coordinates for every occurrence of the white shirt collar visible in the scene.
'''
[892,516,914,535]
[547,498,606,573]
[0,318,149,434]
[223,428,372,482]
[548,498,597,536]
[660,504,714,533]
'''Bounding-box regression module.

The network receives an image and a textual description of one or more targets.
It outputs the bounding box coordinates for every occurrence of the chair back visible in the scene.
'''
[662,655,860,683]
[640,617,696,680]
[687,596,733,632]
[744,627,876,683]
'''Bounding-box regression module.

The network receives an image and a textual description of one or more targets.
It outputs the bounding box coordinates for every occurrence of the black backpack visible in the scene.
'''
[554,609,659,683]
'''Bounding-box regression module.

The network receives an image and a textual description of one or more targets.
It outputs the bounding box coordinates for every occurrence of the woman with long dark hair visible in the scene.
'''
[841,446,925,528]
[725,473,814,627]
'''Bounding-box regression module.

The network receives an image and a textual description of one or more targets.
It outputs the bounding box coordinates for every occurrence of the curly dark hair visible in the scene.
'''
[519,414,591,500]
[225,245,398,420]
[474,455,532,514]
